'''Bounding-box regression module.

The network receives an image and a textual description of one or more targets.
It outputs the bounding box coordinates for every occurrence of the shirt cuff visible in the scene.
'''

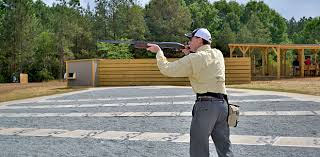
[156,50,166,62]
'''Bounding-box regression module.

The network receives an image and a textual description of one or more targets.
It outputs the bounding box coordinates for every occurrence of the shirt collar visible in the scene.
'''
[196,45,211,52]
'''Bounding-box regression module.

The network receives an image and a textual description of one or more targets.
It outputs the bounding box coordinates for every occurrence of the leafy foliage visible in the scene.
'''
[97,42,133,59]
[145,0,192,41]
[0,0,318,82]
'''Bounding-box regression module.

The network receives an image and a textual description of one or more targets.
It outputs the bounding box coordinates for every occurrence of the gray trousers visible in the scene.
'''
[190,99,233,157]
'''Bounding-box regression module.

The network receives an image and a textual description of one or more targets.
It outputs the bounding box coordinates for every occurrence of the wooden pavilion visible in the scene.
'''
[228,44,320,79]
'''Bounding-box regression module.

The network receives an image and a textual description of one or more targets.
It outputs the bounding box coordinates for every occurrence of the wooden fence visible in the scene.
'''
[98,57,251,86]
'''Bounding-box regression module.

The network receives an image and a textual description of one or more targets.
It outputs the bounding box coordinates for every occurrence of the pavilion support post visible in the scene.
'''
[261,48,267,76]
[252,55,256,75]
[283,50,287,76]
[239,46,249,57]
[229,46,235,58]
[312,49,318,63]
[296,51,300,77]
[248,48,255,75]
[248,48,253,58]
[272,47,278,76]
[299,49,305,77]
[261,51,264,76]
[280,49,287,76]
[276,47,281,79]
[280,50,284,76]
[239,47,244,57]
[266,49,269,75]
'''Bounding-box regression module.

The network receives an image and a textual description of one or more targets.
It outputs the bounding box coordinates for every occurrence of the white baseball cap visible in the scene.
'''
[185,28,212,43]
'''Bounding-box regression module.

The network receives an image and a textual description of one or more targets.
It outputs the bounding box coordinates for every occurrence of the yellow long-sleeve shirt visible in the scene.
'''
[156,45,227,95]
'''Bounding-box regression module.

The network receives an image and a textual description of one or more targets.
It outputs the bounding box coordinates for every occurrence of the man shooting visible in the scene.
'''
[147,28,234,157]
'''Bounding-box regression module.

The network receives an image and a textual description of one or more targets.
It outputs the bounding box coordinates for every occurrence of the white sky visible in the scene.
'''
[42,0,320,20]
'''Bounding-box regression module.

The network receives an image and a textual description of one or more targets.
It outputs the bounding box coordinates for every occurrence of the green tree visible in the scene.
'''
[33,0,51,30]
[50,1,79,79]
[214,0,242,19]
[287,17,313,44]
[269,11,288,43]
[241,1,271,25]
[114,4,148,40]
[242,1,287,43]
[236,25,253,43]
[303,17,320,44]
[184,0,208,6]
[225,12,241,32]
[145,0,192,42]
[213,0,242,33]
[246,14,271,43]
[0,1,7,82]
[93,0,110,40]
[71,7,96,59]
[1,0,38,79]
[32,31,58,81]
[97,42,132,59]
[287,17,297,40]
[215,23,236,55]
[188,0,220,34]
[94,0,137,40]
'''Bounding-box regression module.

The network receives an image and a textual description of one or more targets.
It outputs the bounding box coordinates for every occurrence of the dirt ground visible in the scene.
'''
[0,77,319,103]
[0,81,86,103]
[228,77,320,96]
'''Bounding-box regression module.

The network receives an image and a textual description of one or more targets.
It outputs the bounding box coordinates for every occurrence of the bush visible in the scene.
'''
[0,74,6,83]
[36,69,54,81]
[97,42,133,59]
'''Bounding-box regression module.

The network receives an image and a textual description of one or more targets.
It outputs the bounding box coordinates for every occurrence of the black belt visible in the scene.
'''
[196,92,228,102]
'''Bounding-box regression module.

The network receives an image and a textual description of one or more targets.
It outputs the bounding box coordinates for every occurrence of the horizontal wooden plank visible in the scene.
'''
[100,70,251,76]
[226,73,251,78]
[225,62,251,66]
[99,68,251,72]
[226,70,251,74]
[99,58,179,64]
[99,64,251,69]
[226,81,250,85]
[96,58,251,86]
[225,59,250,62]
[99,77,250,82]
[226,77,251,81]
[99,58,249,63]
[225,57,250,60]
[225,66,251,70]
[99,67,159,71]
[100,81,249,86]
[98,65,251,71]
[98,71,163,75]
[99,64,158,68]
[99,81,190,86]
[99,78,189,82]
[99,58,250,63]
[99,59,156,64]
[99,74,167,78]
[100,74,250,79]
[100,60,250,65]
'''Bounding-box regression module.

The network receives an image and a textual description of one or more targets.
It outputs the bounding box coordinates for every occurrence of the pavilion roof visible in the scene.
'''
[228,43,320,50]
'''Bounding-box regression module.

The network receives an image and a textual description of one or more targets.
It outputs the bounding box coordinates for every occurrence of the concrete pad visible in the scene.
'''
[129,132,182,142]
[273,137,320,148]
[54,130,104,138]
[92,131,141,140]
[19,129,67,137]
